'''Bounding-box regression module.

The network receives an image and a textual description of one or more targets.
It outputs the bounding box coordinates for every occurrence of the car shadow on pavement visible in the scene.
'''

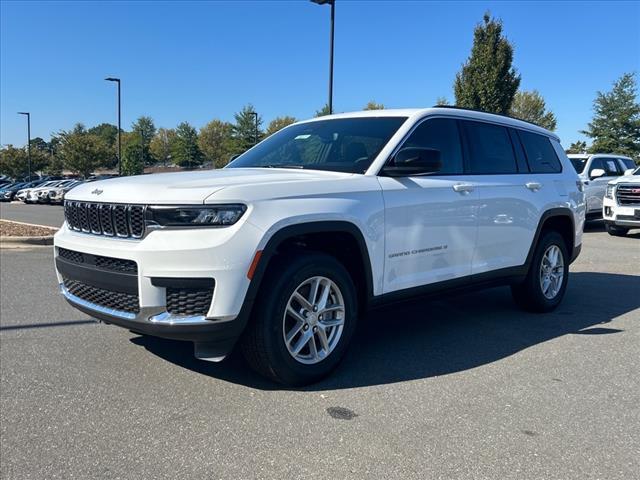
[131,271,640,391]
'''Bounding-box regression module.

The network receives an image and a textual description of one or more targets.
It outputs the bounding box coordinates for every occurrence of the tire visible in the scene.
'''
[606,224,629,237]
[511,231,569,313]
[241,252,358,386]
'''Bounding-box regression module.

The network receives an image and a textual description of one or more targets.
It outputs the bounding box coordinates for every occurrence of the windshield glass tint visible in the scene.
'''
[227,117,407,173]
[569,158,587,173]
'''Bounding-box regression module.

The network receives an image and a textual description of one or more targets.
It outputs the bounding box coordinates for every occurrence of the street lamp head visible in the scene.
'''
[17,112,29,115]
[105,77,120,82]
[311,0,334,4]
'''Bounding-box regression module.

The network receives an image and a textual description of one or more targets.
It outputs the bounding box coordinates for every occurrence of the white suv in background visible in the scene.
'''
[603,166,640,236]
[568,153,636,220]
[54,107,585,385]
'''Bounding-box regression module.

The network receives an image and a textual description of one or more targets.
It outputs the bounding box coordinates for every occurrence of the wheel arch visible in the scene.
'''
[526,208,577,267]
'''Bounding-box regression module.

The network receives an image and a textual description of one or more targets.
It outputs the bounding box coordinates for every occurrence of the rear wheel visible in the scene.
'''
[511,231,569,312]
[606,224,629,237]
[241,252,357,386]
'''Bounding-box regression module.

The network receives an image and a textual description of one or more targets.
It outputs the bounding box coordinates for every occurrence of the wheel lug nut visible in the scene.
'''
[313,327,317,332]
[304,324,309,331]
[313,306,318,312]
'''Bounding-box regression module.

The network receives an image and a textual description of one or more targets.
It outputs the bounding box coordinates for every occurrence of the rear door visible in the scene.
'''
[462,121,543,274]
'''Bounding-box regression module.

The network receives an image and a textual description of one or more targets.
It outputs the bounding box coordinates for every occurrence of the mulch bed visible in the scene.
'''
[0,220,58,237]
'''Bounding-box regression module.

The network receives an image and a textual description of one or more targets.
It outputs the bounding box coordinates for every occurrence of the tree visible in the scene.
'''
[233,104,263,152]
[150,128,177,167]
[315,104,331,117]
[57,124,111,178]
[198,120,235,168]
[172,121,204,168]
[265,116,296,137]
[121,141,144,176]
[435,97,450,106]
[88,123,118,168]
[509,90,557,130]
[454,13,520,114]
[566,141,588,154]
[0,145,29,179]
[131,116,157,166]
[363,101,384,110]
[582,72,640,159]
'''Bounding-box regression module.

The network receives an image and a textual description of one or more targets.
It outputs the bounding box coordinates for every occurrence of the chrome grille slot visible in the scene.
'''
[615,184,640,206]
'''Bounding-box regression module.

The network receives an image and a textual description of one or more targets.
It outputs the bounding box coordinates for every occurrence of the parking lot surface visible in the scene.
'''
[1,225,639,479]
[0,202,65,228]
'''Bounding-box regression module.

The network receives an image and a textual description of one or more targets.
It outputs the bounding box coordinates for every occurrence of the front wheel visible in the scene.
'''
[606,224,629,237]
[511,231,569,313]
[241,252,357,386]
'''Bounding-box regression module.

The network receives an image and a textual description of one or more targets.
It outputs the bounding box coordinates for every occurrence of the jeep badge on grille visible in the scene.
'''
[91,189,103,195]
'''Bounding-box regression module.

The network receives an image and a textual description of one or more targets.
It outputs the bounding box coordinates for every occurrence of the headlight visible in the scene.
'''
[147,204,247,227]
[605,185,615,199]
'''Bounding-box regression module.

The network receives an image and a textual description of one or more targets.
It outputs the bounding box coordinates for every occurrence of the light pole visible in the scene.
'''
[105,77,121,175]
[17,112,31,181]
[249,111,259,145]
[311,0,335,114]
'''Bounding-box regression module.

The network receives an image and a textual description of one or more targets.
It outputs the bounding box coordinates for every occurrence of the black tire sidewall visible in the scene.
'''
[255,253,358,385]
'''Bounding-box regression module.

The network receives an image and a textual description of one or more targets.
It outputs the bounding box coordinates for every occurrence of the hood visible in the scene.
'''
[609,173,640,185]
[65,168,353,204]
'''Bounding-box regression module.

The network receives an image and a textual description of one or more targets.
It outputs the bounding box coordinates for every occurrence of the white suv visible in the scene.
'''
[603,166,640,236]
[568,153,636,220]
[54,107,585,385]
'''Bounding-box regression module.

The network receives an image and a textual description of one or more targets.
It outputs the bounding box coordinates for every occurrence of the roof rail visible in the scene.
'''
[431,105,547,130]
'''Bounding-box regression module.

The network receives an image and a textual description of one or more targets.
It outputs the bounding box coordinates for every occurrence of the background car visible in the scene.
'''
[48,180,83,204]
[603,166,640,236]
[16,180,59,203]
[567,153,636,220]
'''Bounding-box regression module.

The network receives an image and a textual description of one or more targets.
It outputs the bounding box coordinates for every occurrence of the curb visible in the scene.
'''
[0,235,54,248]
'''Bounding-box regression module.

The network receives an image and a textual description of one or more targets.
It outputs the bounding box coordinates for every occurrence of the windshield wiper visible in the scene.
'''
[262,164,305,169]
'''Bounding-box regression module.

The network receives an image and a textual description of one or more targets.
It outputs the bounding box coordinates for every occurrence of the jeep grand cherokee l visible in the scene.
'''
[54,107,585,386]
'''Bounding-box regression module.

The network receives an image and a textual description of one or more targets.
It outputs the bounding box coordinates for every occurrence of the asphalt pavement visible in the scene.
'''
[0,202,65,228]
[1,224,639,479]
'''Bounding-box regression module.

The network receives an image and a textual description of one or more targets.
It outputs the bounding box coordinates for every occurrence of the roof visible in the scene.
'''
[567,153,633,159]
[300,107,560,140]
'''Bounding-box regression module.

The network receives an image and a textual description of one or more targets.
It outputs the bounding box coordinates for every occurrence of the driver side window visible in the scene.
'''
[400,118,464,174]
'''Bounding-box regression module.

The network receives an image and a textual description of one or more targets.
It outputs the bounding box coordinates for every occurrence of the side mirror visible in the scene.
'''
[590,168,605,179]
[383,148,442,177]
[624,168,635,176]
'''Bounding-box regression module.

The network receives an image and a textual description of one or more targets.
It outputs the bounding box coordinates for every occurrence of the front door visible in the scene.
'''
[378,117,478,293]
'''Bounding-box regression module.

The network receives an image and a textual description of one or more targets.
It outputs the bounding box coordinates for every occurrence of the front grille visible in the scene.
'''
[616,184,640,206]
[64,201,146,239]
[57,247,138,274]
[63,277,140,314]
[166,287,214,316]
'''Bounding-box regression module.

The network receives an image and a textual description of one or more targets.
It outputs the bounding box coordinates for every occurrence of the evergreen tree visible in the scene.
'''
[566,140,588,154]
[454,13,520,114]
[363,101,385,110]
[233,104,263,152]
[172,122,204,168]
[315,104,331,117]
[510,90,557,130]
[131,116,157,166]
[582,72,640,159]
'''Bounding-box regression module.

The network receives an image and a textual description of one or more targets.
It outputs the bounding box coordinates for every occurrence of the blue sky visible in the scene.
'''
[1,0,639,148]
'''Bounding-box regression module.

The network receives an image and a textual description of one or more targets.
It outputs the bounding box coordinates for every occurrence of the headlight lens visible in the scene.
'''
[148,204,246,227]
[605,185,615,199]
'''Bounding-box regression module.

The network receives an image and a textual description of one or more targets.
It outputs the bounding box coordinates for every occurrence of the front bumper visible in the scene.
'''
[602,197,640,228]
[54,218,265,356]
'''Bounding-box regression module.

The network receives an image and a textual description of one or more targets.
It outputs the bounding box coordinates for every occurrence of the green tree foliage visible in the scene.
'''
[150,128,177,167]
[566,141,588,154]
[0,145,29,179]
[454,13,520,114]
[172,122,204,168]
[29,137,49,153]
[363,101,385,110]
[198,120,236,168]
[88,123,118,167]
[131,116,157,166]
[509,90,557,130]
[121,141,145,176]
[315,104,331,117]
[582,72,640,160]
[233,104,263,152]
[265,116,297,137]
[57,124,111,178]
[435,97,450,106]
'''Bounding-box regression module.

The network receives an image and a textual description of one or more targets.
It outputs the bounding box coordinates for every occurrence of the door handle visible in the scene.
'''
[525,182,542,191]
[453,183,474,193]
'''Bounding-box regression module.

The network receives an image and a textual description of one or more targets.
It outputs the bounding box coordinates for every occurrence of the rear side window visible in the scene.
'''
[518,130,562,173]
[401,118,464,174]
[618,158,636,170]
[462,121,518,174]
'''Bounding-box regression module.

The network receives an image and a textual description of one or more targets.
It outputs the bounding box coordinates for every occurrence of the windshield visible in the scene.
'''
[227,117,407,174]
[569,157,587,173]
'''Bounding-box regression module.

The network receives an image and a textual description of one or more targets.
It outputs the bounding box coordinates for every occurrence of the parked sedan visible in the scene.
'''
[17,181,62,203]
[47,180,83,204]
[29,180,77,204]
